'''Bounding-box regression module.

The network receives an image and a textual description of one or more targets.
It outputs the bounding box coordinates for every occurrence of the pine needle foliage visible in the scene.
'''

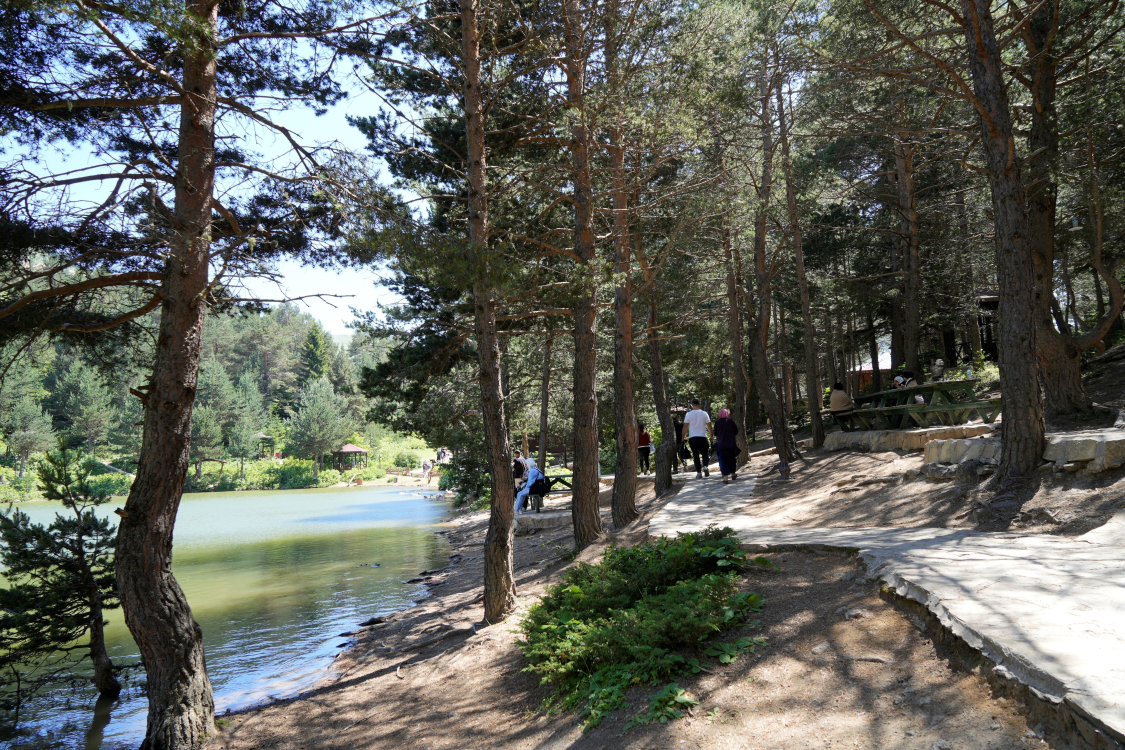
[0,445,120,729]
[518,527,764,730]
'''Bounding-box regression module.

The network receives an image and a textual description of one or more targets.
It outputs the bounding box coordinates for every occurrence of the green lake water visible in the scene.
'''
[4,485,451,749]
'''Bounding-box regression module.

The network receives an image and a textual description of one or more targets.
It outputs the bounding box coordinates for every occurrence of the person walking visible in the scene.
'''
[637,422,652,475]
[713,408,741,484]
[682,398,714,479]
[672,415,686,474]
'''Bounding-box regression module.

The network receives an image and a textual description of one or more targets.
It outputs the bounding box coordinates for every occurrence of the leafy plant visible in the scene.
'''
[625,683,698,728]
[518,527,763,730]
[704,636,767,664]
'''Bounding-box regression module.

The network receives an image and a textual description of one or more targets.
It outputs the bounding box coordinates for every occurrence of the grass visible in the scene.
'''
[517,526,767,731]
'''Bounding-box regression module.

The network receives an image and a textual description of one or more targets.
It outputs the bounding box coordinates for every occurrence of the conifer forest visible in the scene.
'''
[2,0,1124,748]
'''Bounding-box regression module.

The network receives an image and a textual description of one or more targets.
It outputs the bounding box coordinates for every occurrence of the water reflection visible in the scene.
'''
[5,485,450,749]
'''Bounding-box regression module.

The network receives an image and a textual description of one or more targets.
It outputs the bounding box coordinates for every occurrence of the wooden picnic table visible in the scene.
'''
[835,379,1002,431]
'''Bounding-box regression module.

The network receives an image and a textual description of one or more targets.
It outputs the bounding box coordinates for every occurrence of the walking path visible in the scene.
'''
[650,475,1125,747]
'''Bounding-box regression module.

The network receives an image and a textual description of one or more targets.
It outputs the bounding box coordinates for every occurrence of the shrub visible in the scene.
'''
[85,473,132,497]
[264,458,318,489]
[519,527,764,730]
[393,450,420,469]
[316,468,342,487]
[0,470,40,502]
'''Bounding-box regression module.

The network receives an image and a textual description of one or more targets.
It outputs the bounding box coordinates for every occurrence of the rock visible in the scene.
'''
[935,487,963,503]
[894,696,905,706]
[931,740,951,750]
[359,615,388,627]
[811,641,831,655]
[844,607,870,620]
[921,463,958,481]
[837,571,857,582]
[1061,462,1086,473]
[990,723,1001,730]
[904,469,921,481]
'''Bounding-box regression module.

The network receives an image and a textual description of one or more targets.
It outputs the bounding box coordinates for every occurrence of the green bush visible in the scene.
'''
[85,473,132,497]
[0,471,40,502]
[316,468,342,487]
[518,527,764,730]
[393,450,420,469]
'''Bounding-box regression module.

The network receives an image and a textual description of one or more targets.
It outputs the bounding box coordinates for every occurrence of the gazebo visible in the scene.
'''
[333,443,369,469]
[254,432,275,458]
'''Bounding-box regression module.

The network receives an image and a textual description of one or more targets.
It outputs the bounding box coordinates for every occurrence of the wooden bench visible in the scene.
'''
[526,475,572,513]
[835,397,1002,431]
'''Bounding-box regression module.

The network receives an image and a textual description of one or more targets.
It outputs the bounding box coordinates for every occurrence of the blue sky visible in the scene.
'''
[236,88,402,334]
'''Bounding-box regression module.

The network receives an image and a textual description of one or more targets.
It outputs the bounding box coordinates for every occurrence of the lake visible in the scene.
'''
[3,485,451,749]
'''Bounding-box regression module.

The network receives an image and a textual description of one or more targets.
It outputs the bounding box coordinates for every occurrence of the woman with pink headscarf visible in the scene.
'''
[712,408,741,484]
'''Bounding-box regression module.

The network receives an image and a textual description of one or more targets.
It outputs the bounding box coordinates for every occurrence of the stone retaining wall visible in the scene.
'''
[923,429,1125,475]
[823,423,993,453]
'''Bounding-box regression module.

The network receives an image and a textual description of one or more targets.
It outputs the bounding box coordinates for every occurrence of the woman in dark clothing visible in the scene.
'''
[672,417,686,474]
[712,408,741,484]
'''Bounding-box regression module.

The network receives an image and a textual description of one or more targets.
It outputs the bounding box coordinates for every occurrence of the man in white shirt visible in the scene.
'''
[681,398,714,479]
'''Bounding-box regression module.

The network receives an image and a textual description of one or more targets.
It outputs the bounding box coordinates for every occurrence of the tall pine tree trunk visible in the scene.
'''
[461,0,517,621]
[747,58,796,464]
[959,0,1045,483]
[87,586,119,695]
[114,3,218,745]
[643,294,676,497]
[564,0,602,546]
[775,79,824,447]
[607,8,637,528]
[1022,9,1124,416]
[722,218,750,463]
[538,335,552,472]
[955,189,984,355]
[893,137,922,375]
[610,144,638,527]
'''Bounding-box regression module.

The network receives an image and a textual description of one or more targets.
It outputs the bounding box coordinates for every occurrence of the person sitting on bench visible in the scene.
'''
[515,463,544,514]
[829,382,854,428]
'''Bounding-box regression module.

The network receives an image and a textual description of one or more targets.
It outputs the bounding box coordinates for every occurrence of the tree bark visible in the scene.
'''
[775,79,824,447]
[1021,6,1124,415]
[955,189,984,356]
[607,10,637,529]
[114,3,219,746]
[87,587,118,695]
[893,137,922,375]
[461,0,516,621]
[722,218,750,463]
[867,312,882,392]
[959,0,1045,482]
[564,0,602,547]
[538,335,552,472]
[642,293,676,497]
[747,58,796,464]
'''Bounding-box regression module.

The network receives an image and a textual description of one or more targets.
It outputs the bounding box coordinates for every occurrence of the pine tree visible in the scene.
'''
[62,363,116,455]
[287,378,353,482]
[226,372,267,480]
[1,397,55,477]
[297,325,332,387]
[196,360,237,431]
[188,407,224,481]
[0,445,120,723]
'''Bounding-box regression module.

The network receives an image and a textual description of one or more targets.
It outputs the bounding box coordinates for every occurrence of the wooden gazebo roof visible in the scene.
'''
[334,443,368,454]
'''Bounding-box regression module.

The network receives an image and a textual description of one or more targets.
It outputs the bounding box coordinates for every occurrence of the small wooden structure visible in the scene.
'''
[333,443,369,469]
[254,432,275,458]
[834,379,1002,432]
